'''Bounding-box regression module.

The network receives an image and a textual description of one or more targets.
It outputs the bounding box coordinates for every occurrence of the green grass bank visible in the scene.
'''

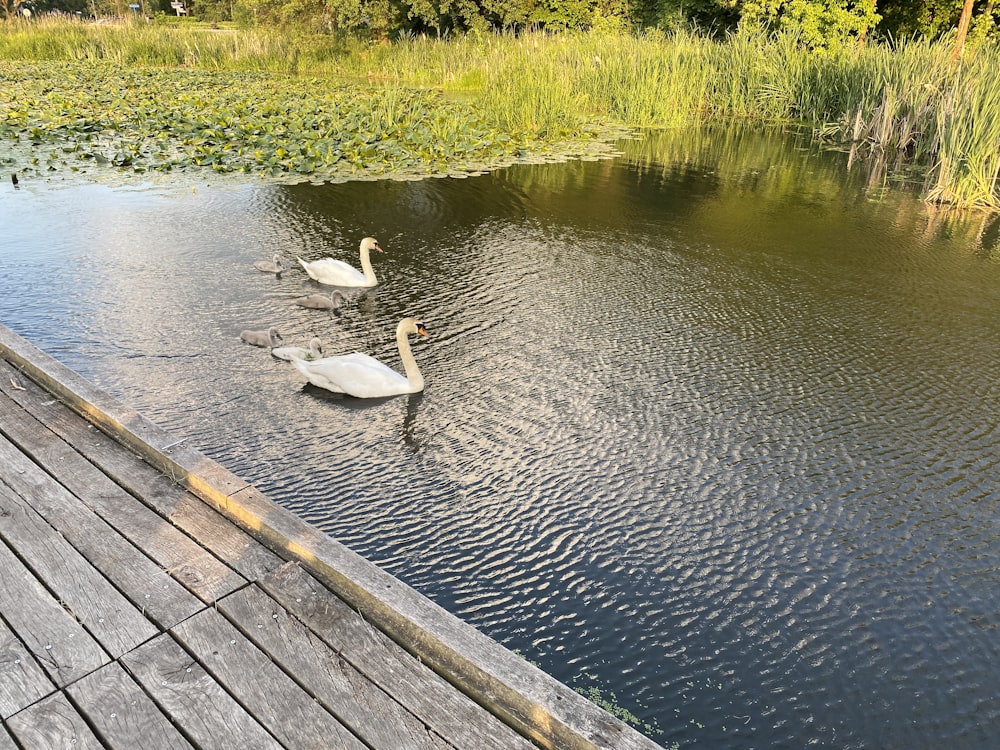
[2,18,999,208]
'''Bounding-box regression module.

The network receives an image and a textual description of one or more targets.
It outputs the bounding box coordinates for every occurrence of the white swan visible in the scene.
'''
[297,237,382,287]
[294,317,429,398]
[240,326,283,348]
[272,337,324,362]
[293,290,345,310]
[254,254,283,274]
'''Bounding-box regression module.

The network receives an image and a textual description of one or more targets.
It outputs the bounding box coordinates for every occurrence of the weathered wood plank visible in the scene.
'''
[225,483,660,750]
[6,690,104,749]
[259,562,536,750]
[170,608,367,750]
[0,439,159,658]
[0,386,246,606]
[0,397,206,629]
[120,633,281,750]
[0,520,109,687]
[0,725,18,750]
[0,360,285,585]
[0,617,55,720]
[221,485,664,750]
[218,584,453,750]
[67,661,194,750]
[0,329,253,502]
[1,325,665,750]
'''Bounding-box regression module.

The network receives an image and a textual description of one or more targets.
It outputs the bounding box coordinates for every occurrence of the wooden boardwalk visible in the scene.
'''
[0,324,663,750]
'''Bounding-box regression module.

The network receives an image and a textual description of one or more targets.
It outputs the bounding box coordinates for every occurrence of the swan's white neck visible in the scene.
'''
[359,243,378,285]
[396,325,424,393]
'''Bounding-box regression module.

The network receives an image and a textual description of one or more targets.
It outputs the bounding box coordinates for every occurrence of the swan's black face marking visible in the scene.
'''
[416,323,429,337]
[373,240,383,252]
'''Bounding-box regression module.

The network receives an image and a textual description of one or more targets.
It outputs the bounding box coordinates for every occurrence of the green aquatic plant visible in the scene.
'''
[577,684,664,737]
[0,60,613,183]
[2,19,999,206]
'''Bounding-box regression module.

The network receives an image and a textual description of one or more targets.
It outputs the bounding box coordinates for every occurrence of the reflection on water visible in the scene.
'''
[2,124,999,749]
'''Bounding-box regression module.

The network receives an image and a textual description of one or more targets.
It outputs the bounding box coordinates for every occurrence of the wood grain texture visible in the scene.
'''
[170,608,368,750]
[0,398,204,630]
[218,584,452,750]
[260,562,537,750]
[0,726,18,750]
[0,360,285,586]
[120,633,282,750]
[68,661,195,750]
[0,438,159,658]
[0,617,54,719]
[6,692,104,750]
[0,518,109,687]
[1,324,667,750]
[222,485,663,750]
[0,386,245,610]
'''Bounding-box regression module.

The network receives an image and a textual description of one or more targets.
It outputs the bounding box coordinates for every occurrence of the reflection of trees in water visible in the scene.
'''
[614,123,1000,260]
[273,125,1000,274]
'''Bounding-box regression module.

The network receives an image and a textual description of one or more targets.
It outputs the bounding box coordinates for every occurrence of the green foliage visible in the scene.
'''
[2,17,999,207]
[230,0,639,34]
[925,50,1000,209]
[0,59,586,181]
[477,36,584,137]
[632,0,740,33]
[876,0,975,41]
[737,0,880,49]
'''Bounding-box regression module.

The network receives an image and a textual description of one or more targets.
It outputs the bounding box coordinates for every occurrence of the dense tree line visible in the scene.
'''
[10,0,996,49]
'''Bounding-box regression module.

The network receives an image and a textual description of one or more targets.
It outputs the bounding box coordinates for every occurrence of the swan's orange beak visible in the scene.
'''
[417,323,429,337]
[374,241,384,252]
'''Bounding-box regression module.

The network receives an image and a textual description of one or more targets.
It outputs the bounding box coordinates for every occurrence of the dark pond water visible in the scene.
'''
[2,124,999,749]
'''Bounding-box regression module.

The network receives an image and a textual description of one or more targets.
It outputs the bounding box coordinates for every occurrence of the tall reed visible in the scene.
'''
[2,18,999,207]
[925,52,1000,209]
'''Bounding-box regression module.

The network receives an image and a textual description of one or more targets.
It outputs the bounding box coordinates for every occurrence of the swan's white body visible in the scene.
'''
[297,237,382,287]
[294,317,428,398]
[254,254,283,274]
[272,338,324,362]
[294,291,345,310]
[240,327,283,348]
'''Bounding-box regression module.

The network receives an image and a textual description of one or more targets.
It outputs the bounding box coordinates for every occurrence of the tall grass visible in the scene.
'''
[2,17,999,208]
[925,53,1000,209]
[0,17,349,72]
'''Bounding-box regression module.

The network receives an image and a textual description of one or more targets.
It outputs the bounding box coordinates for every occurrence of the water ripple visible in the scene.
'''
[3,133,1000,749]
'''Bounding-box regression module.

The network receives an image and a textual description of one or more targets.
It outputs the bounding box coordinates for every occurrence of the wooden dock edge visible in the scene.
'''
[0,324,663,750]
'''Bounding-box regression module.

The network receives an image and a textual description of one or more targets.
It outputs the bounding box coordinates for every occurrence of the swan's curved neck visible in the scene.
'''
[359,244,378,285]
[396,327,423,392]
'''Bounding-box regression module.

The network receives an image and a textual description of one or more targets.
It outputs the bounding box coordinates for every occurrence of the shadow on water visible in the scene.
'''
[299,382,417,412]
[400,392,425,453]
[1,123,999,750]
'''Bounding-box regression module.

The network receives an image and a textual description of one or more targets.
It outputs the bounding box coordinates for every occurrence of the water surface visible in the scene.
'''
[2,124,999,749]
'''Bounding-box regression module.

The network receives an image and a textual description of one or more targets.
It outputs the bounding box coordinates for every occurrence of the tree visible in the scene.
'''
[738,0,880,48]
[875,0,1000,41]
[632,0,742,33]
[951,0,975,58]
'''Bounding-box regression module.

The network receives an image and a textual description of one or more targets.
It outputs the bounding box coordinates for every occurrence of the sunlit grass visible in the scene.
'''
[0,59,570,182]
[2,17,999,207]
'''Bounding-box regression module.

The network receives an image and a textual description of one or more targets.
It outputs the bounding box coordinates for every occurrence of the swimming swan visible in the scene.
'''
[254,254,284,274]
[240,327,283,348]
[294,317,429,398]
[293,290,345,310]
[297,237,382,287]
[272,337,324,362]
